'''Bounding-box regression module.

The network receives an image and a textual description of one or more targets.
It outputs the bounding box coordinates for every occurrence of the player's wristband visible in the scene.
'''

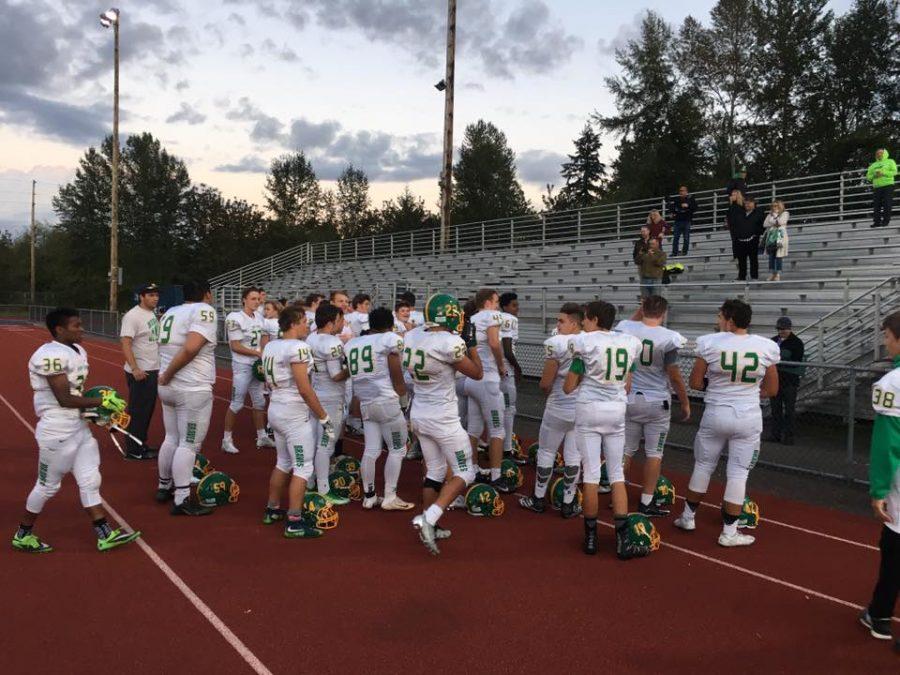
[569,357,585,375]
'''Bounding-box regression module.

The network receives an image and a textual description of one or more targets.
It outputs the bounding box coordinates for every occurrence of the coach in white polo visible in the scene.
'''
[120,282,161,460]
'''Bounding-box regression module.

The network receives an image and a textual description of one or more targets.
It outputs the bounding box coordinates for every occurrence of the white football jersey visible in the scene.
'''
[262,317,280,340]
[401,325,426,388]
[306,332,346,402]
[543,332,579,417]
[393,315,409,335]
[409,310,425,327]
[158,303,218,391]
[305,310,318,335]
[262,338,314,407]
[403,328,467,419]
[345,311,370,337]
[695,332,781,408]
[472,309,503,381]
[29,341,89,429]
[872,363,900,418]
[346,332,404,403]
[570,330,642,404]
[500,312,519,371]
[225,310,263,365]
[616,320,686,402]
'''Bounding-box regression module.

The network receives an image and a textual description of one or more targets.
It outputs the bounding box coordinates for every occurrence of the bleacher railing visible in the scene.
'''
[209,168,870,290]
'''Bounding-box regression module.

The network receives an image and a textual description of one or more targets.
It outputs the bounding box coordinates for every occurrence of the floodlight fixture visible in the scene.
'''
[434,79,446,92]
[99,8,119,27]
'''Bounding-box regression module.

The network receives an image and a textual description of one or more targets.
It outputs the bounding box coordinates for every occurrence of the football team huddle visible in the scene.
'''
[14,280,800,561]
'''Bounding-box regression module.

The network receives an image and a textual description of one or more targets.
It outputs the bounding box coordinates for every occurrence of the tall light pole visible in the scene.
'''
[100,7,120,311]
[438,0,456,252]
[30,179,36,304]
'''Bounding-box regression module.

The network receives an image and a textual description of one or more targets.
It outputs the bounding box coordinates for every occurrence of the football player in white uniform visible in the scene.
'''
[859,310,900,645]
[254,288,267,322]
[345,293,371,338]
[564,301,645,558]
[157,281,220,516]
[394,300,413,335]
[12,308,141,553]
[464,288,513,492]
[499,292,523,459]
[261,299,283,341]
[306,303,351,505]
[674,299,780,547]
[346,308,413,510]
[400,291,425,328]
[617,295,691,518]
[304,293,325,335]
[222,287,272,453]
[520,303,584,517]
[407,293,483,554]
[260,305,336,538]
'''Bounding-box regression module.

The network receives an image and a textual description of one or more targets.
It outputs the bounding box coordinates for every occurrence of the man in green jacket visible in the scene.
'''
[867,148,896,228]
[859,309,900,652]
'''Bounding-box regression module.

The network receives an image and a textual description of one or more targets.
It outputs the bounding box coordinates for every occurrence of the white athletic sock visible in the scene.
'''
[490,467,501,481]
[424,504,444,526]
[223,431,233,442]
[503,406,515,453]
[172,448,195,504]
[361,454,377,495]
[722,520,738,537]
[384,453,403,499]
[158,436,177,482]
[315,443,332,494]
[256,427,267,440]
[640,493,653,506]
[683,502,697,518]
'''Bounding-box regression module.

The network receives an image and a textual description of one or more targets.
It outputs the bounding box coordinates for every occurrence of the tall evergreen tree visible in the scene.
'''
[452,120,531,223]
[554,123,607,210]
[264,152,323,241]
[379,187,438,233]
[335,164,377,239]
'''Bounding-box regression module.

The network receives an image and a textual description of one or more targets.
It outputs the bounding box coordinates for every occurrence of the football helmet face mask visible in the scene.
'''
[738,497,759,529]
[464,484,505,517]
[329,470,362,501]
[197,471,240,506]
[193,453,212,481]
[83,385,131,429]
[424,293,464,334]
[303,492,339,529]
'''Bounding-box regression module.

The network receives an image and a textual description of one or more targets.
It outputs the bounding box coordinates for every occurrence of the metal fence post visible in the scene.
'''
[510,218,515,248]
[873,292,882,360]
[661,197,666,220]
[839,174,845,221]
[712,193,718,226]
[846,370,856,479]
[355,239,358,259]
[541,286,547,332]
[455,226,459,253]
[541,215,546,246]
[481,222,485,251]
[577,210,582,243]
[817,323,824,388]
[771,182,776,203]
[411,230,415,255]
[616,206,621,239]
[390,234,394,257]
[431,228,436,255]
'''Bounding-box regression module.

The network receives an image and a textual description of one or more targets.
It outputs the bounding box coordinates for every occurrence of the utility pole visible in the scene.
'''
[439,0,456,252]
[109,12,120,312]
[30,180,35,305]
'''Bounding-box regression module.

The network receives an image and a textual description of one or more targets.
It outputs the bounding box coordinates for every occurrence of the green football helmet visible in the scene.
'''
[251,358,265,382]
[328,470,362,501]
[83,385,131,429]
[500,458,523,489]
[193,453,212,481]
[553,449,565,475]
[654,475,676,507]
[464,483,505,517]
[599,461,610,485]
[527,442,539,465]
[303,492,339,529]
[197,471,240,507]
[424,293,464,333]
[549,476,583,510]
[738,497,760,529]
[332,456,361,483]
[625,513,661,551]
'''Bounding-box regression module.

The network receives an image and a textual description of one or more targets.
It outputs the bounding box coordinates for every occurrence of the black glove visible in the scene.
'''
[461,320,477,349]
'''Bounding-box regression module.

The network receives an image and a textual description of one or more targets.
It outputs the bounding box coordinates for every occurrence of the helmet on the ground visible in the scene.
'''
[527,442,539,464]
[624,513,661,551]
[424,293,464,333]
[251,358,265,382]
[303,492,339,529]
[193,453,212,481]
[197,471,240,506]
[554,450,565,475]
[500,458,523,489]
[329,470,362,501]
[549,476,583,510]
[738,497,760,529]
[510,434,525,461]
[599,461,610,485]
[332,455,360,479]
[654,475,676,507]
[465,483,505,517]
[84,385,130,429]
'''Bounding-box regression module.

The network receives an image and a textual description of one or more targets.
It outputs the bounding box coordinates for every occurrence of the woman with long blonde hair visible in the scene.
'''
[763,200,790,281]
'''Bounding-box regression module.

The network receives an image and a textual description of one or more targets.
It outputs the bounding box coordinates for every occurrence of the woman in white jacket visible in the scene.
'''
[764,200,789,281]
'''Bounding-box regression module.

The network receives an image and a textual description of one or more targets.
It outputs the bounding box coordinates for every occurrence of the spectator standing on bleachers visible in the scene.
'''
[646,210,670,246]
[867,148,896,228]
[724,166,748,198]
[764,200,790,281]
[670,186,697,257]
[731,194,765,281]
[768,316,804,446]
[725,189,744,261]
[638,238,667,297]
[633,225,651,265]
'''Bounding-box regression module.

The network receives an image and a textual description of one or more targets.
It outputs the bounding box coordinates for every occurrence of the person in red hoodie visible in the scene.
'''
[646,210,671,246]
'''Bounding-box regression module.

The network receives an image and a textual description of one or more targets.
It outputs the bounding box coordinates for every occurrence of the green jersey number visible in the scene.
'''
[639,339,654,367]
[263,356,277,387]
[603,347,630,382]
[348,345,374,376]
[873,386,895,408]
[148,318,160,343]
[403,347,429,381]
[720,351,759,383]
[248,328,261,348]
[159,315,175,345]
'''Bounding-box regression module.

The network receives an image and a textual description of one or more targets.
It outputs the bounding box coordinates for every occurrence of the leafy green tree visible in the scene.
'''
[452,120,532,223]
[264,152,323,244]
[379,187,439,233]
[554,123,607,210]
[335,164,378,238]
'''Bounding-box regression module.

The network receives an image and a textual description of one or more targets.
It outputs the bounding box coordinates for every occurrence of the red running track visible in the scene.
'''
[0,324,896,674]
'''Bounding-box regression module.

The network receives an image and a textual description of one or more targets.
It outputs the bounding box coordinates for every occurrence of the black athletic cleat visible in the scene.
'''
[616,528,651,560]
[639,501,670,518]
[583,526,598,555]
[859,610,893,640]
[518,495,545,513]
[154,487,174,503]
[561,499,583,519]
[125,447,158,461]
[263,507,287,525]
[492,476,515,494]
[171,500,213,516]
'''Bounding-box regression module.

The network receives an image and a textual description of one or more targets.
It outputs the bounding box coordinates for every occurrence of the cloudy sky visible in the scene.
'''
[0,0,855,233]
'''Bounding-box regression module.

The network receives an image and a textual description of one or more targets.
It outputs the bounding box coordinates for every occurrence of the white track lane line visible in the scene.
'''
[623,480,879,552]
[0,391,274,675]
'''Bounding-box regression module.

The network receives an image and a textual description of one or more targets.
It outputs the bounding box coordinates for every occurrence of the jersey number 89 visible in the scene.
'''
[348,346,374,376]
